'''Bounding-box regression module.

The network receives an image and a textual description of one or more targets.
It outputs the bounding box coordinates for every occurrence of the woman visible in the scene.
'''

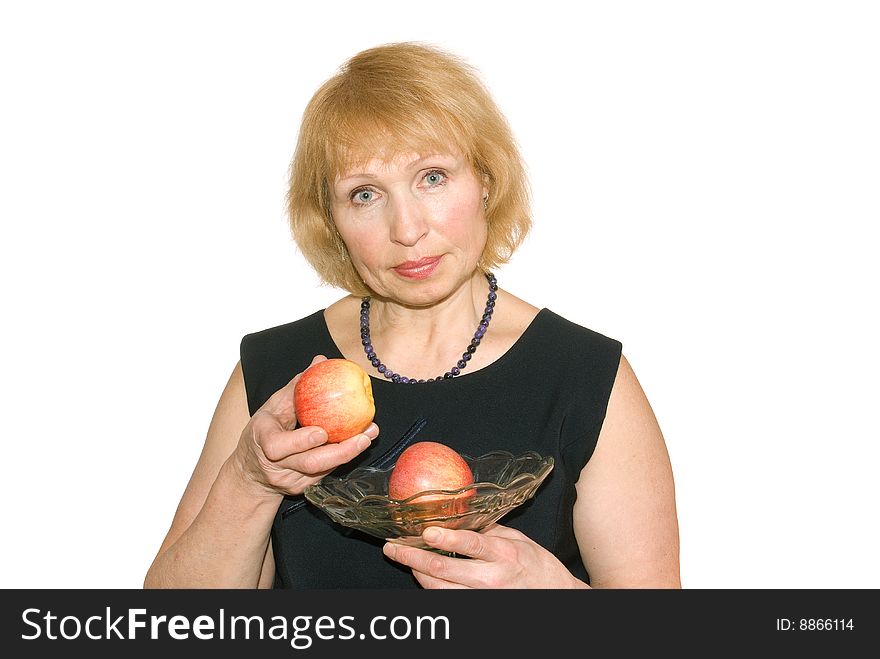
[144,42,680,589]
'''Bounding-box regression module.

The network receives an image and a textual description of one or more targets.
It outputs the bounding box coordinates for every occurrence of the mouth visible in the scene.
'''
[393,255,443,280]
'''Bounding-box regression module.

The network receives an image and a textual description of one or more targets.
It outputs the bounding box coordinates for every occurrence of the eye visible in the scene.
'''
[423,170,447,187]
[351,188,377,205]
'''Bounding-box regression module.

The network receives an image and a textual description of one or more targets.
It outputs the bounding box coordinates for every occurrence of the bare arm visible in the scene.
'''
[573,354,681,588]
[144,362,279,588]
[144,356,378,588]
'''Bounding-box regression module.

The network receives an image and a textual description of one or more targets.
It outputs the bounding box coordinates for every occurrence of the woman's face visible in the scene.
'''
[330,150,488,306]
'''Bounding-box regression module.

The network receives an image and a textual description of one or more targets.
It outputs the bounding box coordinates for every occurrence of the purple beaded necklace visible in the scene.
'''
[360,272,498,383]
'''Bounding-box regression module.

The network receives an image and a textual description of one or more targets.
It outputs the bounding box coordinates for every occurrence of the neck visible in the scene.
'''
[362,271,495,382]
[371,271,487,336]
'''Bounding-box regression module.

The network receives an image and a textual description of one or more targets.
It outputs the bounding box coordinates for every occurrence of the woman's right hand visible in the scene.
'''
[230,354,379,499]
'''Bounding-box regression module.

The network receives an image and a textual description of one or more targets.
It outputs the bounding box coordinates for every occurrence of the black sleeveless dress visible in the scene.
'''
[239,307,622,588]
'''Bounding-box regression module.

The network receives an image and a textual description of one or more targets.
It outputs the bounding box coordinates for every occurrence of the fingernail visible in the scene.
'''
[357,435,371,450]
[309,430,327,445]
[383,542,396,558]
[364,423,379,438]
[423,527,442,543]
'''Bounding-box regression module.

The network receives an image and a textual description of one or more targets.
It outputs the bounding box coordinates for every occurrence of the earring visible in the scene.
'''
[482,193,489,210]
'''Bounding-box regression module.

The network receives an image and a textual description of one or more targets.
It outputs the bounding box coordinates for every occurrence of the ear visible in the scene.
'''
[480,176,491,209]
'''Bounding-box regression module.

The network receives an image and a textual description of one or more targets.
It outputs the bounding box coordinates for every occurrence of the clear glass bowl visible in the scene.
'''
[304,450,554,549]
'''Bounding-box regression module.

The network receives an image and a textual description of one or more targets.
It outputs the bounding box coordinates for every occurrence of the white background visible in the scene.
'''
[1,1,877,589]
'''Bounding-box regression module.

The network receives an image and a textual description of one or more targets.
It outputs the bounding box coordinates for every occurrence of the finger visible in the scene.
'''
[383,542,450,574]
[481,523,528,542]
[257,419,378,462]
[382,539,486,587]
[273,430,375,475]
[344,422,380,442]
[258,411,377,463]
[421,527,498,561]
[259,425,329,462]
[411,569,471,590]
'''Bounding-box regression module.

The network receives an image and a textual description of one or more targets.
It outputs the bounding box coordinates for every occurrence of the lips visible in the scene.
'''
[393,255,442,279]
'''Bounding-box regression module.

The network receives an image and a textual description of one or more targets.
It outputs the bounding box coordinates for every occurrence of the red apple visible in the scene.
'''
[388,441,475,516]
[293,358,375,443]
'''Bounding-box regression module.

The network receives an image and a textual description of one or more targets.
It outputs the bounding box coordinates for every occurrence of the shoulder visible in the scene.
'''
[239,302,355,365]
[495,289,622,377]
[240,309,326,352]
[527,306,623,384]
[322,294,364,351]
[239,305,345,415]
[494,293,623,405]
[600,354,666,456]
[500,287,620,350]
[491,289,541,352]
[538,308,622,352]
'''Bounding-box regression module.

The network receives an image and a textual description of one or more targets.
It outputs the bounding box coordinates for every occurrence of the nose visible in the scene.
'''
[388,194,428,247]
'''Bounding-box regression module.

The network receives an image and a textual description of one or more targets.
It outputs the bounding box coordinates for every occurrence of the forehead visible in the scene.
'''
[335,149,463,181]
[327,116,467,174]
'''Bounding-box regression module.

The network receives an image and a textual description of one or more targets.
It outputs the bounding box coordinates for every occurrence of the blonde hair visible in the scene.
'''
[287,42,531,295]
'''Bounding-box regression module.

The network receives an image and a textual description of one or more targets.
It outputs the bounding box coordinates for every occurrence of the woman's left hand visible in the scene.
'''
[382,524,589,589]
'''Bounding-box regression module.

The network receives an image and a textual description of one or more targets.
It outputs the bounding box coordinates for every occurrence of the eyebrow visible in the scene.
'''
[337,172,378,183]
[337,154,457,183]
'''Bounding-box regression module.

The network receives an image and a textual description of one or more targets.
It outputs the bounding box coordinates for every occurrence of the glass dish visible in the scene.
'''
[304,450,554,549]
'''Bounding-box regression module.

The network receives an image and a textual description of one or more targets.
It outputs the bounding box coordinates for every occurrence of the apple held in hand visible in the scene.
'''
[388,441,476,517]
[294,358,375,443]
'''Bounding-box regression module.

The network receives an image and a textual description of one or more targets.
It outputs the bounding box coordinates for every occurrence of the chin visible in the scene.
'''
[392,281,461,308]
[366,260,484,307]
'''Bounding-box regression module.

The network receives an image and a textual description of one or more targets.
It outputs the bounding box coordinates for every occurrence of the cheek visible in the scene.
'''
[333,226,379,278]
[336,214,380,253]
[441,197,487,247]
